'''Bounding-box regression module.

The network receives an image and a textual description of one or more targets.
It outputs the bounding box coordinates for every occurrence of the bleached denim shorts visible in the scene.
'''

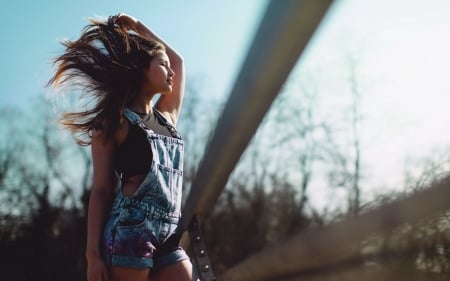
[102,199,189,269]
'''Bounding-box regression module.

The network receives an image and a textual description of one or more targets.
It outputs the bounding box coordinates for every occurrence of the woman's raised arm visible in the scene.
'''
[116,13,185,126]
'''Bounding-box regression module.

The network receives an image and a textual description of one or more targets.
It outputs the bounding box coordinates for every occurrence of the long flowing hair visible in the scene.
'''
[48,15,165,145]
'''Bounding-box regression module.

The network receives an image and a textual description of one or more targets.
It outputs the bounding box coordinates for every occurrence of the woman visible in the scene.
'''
[48,13,192,281]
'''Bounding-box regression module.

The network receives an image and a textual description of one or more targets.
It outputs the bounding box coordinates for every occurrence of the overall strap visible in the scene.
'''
[123,108,141,125]
[124,108,182,139]
[123,108,155,133]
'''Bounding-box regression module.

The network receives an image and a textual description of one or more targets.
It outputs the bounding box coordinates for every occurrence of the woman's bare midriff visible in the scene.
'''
[122,174,146,197]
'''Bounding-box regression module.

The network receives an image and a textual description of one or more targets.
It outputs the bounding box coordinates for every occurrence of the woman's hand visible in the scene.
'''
[114,13,157,42]
[115,13,140,33]
[87,255,109,281]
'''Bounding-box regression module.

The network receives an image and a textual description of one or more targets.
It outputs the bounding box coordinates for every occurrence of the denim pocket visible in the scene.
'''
[155,164,183,212]
[114,219,158,259]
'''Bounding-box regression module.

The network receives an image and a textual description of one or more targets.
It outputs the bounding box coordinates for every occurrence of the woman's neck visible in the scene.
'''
[128,96,154,115]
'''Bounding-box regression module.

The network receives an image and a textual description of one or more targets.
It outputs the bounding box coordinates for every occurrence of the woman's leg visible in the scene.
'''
[151,259,192,281]
[109,266,150,281]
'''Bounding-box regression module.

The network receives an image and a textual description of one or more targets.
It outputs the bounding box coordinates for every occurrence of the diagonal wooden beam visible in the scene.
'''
[180,0,334,233]
[220,177,450,281]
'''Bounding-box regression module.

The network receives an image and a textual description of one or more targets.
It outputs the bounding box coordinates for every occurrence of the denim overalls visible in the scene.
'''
[102,108,188,269]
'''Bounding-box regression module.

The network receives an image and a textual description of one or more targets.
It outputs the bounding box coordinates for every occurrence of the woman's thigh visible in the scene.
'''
[109,266,150,281]
[151,259,192,281]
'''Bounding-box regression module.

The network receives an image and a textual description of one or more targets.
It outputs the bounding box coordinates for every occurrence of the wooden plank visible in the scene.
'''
[276,258,438,281]
[220,177,450,281]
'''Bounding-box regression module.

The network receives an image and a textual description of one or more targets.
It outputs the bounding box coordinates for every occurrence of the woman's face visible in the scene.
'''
[142,51,174,94]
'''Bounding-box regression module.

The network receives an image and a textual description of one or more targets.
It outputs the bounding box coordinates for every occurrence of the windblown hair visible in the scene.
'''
[48,15,165,145]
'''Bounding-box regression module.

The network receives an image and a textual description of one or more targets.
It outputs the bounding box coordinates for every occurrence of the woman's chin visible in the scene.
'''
[160,87,173,95]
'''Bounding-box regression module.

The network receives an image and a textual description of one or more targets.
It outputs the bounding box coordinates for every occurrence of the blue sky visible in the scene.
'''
[3,0,449,115]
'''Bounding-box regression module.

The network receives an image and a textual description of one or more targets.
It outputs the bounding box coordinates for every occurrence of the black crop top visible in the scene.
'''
[115,111,173,179]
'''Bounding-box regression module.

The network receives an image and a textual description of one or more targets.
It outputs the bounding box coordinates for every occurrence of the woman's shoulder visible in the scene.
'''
[91,117,130,147]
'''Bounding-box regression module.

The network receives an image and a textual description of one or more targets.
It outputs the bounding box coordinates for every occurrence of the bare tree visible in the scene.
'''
[321,55,366,216]
[0,97,92,224]
[254,73,334,215]
[347,55,363,215]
